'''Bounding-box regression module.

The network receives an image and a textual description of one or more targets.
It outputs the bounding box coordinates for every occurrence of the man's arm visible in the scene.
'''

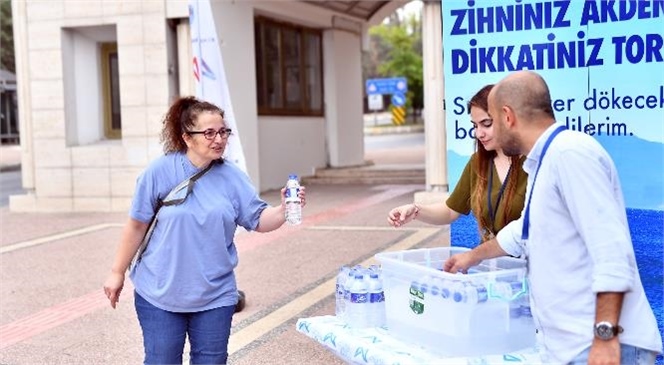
[588,293,624,365]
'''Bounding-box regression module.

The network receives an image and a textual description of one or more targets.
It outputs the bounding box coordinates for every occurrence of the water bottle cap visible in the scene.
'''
[370,273,379,279]
[289,174,298,180]
[354,274,364,279]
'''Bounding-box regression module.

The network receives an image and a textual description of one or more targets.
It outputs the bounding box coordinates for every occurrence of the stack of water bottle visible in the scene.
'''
[409,275,531,315]
[335,264,386,328]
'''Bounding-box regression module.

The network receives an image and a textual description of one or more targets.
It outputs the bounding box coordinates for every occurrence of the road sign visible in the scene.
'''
[391,106,406,125]
[368,94,383,110]
[391,92,406,107]
[365,77,408,95]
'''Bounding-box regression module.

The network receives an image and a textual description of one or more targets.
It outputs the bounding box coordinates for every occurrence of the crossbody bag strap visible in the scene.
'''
[128,159,219,272]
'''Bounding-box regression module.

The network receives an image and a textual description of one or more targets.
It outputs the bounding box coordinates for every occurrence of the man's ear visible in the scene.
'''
[502,105,517,128]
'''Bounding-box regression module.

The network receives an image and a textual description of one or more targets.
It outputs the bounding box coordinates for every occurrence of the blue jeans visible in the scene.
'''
[135,292,235,365]
[568,343,657,365]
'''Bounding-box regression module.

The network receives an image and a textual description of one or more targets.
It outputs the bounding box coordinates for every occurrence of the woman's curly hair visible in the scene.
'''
[160,96,225,153]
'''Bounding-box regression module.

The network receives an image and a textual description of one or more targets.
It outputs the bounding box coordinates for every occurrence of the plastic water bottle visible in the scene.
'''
[492,281,523,318]
[519,282,532,318]
[347,274,370,328]
[285,174,302,225]
[464,283,489,304]
[336,266,350,320]
[440,278,452,300]
[451,281,467,303]
[367,273,386,327]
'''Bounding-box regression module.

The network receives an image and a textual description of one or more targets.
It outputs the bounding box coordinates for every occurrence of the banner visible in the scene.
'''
[189,0,247,172]
[442,0,664,210]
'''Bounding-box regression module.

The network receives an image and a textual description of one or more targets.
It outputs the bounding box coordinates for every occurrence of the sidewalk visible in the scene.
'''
[0,183,445,364]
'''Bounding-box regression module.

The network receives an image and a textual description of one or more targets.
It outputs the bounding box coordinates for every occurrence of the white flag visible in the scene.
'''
[189,0,247,173]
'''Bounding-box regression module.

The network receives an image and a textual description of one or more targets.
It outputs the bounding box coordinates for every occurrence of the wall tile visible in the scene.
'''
[35,168,72,197]
[72,145,111,168]
[118,45,146,76]
[119,75,146,107]
[27,21,63,50]
[29,49,63,79]
[73,167,110,197]
[120,106,148,137]
[33,138,71,168]
[26,0,64,21]
[117,16,144,45]
[103,0,142,17]
[30,80,65,110]
[63,0,103,18]
[32,109,66,139]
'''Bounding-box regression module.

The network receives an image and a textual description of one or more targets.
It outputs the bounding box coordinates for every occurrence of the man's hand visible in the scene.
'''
[588,338,620,365]
[443,251,481,273]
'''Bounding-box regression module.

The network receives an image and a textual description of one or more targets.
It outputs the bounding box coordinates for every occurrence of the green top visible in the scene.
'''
[446,154,528,238]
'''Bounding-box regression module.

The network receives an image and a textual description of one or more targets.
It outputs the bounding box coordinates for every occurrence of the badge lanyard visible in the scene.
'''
[521,125,567,240]
[487,161,512,234]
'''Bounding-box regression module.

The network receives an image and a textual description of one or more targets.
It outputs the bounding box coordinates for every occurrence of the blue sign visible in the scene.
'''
[366,77,408,95]
[391,92,406,107]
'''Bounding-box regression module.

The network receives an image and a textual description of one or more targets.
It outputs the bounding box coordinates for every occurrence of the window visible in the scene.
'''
[255,17,323,116]
[101,43,121,139]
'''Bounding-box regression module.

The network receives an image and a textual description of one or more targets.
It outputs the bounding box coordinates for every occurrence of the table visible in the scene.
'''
[296,316,544,365]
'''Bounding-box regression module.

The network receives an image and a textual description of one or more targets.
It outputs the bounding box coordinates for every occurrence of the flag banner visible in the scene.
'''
[189,0,248,173]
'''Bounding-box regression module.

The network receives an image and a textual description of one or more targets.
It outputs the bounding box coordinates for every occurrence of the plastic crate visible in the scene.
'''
[375,247,536,357]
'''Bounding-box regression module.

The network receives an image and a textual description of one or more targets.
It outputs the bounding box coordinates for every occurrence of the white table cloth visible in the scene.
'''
[296,315,544,365]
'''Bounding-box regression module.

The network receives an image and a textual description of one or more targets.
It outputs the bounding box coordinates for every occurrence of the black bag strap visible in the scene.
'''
[128,159,219,272]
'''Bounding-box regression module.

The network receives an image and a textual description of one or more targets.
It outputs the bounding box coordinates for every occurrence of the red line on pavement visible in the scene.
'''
[0,290,108,350]
[0,185,419,350]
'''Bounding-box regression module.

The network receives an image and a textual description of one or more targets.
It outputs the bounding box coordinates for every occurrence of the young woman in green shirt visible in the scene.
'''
[387,84,527,242]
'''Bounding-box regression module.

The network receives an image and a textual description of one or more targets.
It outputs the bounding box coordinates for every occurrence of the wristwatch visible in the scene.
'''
[594,321,624,340]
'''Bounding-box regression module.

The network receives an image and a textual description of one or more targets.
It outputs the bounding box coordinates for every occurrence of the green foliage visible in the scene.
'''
[0,0,15,73]
[364,12,423,111]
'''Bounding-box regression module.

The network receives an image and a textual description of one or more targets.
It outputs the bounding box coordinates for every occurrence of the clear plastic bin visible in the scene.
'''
[375,247,536,357]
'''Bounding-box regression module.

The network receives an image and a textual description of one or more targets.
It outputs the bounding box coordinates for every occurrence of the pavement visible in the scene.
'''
[0,130,449,364]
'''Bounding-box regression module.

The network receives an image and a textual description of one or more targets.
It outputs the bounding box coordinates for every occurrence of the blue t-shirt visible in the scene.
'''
[129,152,267,312]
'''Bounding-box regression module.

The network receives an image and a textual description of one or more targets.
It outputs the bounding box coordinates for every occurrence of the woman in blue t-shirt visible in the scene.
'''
[103,96,306,365]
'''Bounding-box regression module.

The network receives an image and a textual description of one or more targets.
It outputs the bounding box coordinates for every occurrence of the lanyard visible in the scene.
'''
[521,125,567,240]
[487,161,512,232]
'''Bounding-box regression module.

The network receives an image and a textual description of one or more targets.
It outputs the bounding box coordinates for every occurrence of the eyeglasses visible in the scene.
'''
[187,128,233,140]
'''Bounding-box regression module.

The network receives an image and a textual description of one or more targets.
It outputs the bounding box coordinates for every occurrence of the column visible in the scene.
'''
[415,0,448,205]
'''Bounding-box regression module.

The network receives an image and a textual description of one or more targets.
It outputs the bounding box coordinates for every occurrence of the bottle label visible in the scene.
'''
[476,285,488,303]
[370,292,384,303]
[285,187,300,203]
[350,292,368,304]
[409,284,424,314]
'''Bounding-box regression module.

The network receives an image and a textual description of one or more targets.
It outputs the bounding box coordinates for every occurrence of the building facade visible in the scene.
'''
[10,0,446,212]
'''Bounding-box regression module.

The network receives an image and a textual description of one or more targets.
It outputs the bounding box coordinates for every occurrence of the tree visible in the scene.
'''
[363,10,423,118]
[0,0,15,73]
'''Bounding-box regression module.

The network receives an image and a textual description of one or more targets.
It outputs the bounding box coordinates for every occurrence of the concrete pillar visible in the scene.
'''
[416,0,448,205]
[322,28,365,168]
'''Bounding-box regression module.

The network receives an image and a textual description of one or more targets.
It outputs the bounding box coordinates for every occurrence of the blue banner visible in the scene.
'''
[442,0,664,210]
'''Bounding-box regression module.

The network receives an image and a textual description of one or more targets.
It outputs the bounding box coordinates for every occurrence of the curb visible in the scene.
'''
[364,124,424,136]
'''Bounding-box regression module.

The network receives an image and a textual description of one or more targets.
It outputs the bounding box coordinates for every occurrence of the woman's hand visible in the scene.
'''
[280,186,306,208]
[387,203,418,228]
[103,271,125,309]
